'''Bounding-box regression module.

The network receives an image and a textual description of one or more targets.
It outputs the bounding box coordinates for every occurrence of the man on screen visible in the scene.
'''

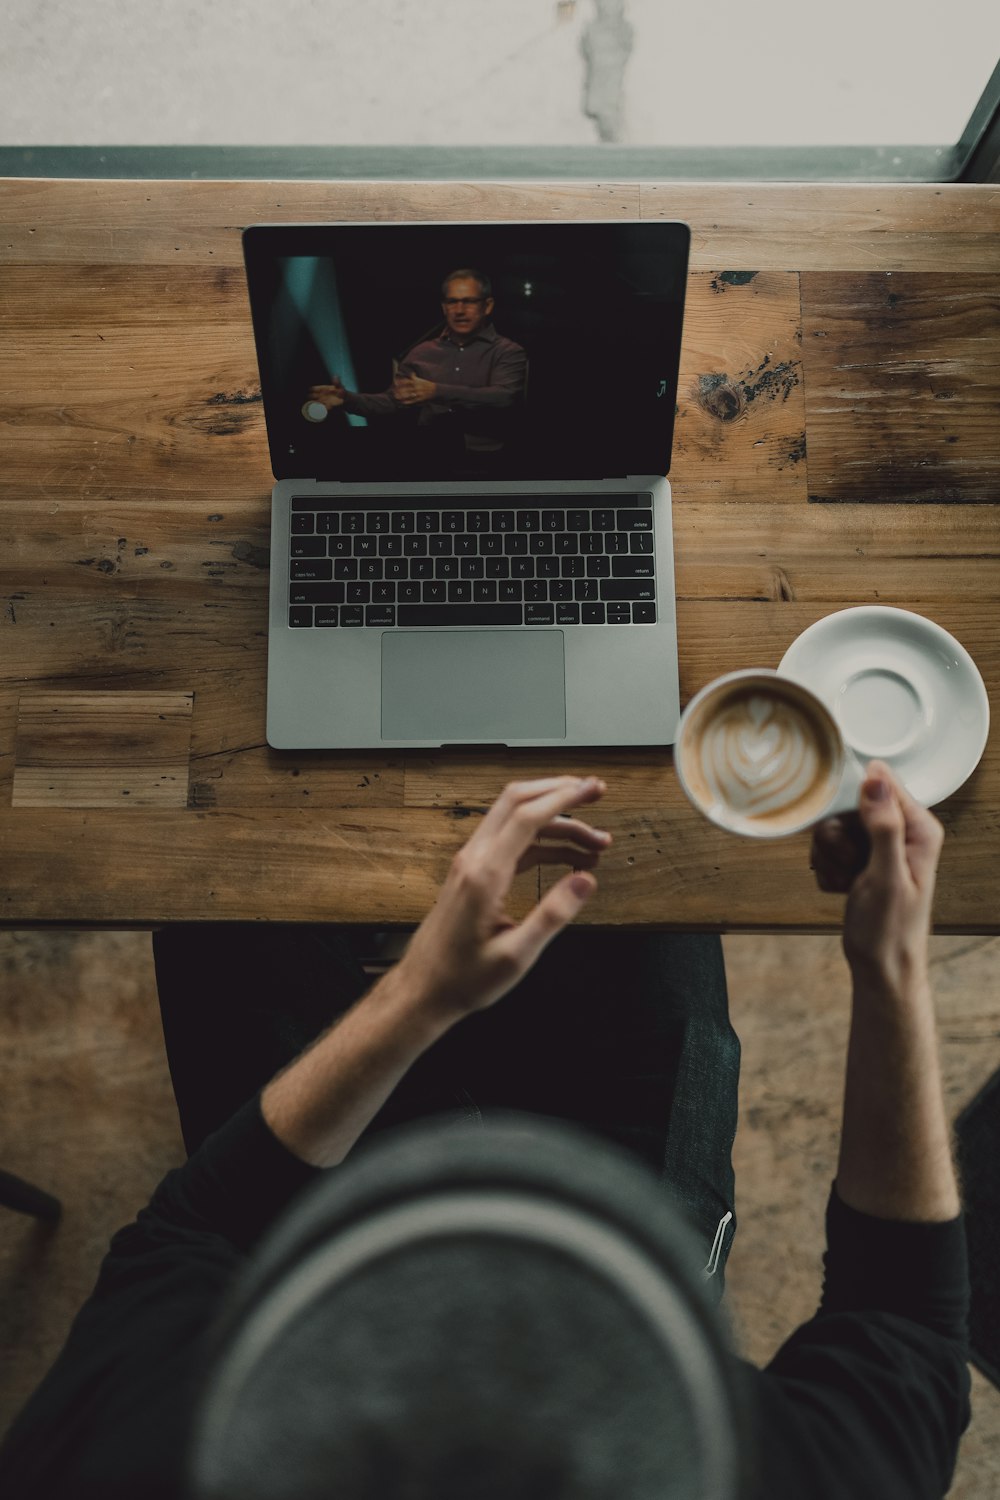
[306,268,527,454]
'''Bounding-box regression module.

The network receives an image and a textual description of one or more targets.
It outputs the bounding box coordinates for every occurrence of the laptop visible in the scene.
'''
[242,219,690,749]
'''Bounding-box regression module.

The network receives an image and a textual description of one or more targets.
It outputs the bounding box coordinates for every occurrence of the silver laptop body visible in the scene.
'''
[243,220,690,750]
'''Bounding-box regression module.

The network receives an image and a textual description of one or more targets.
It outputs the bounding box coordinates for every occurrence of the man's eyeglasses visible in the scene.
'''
[443,297,486,307]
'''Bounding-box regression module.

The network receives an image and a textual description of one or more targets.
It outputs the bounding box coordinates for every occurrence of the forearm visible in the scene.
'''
[836,971,961,1222]
[261,966,456,1168]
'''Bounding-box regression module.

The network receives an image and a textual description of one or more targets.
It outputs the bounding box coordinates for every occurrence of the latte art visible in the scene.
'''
[699,693,826,820]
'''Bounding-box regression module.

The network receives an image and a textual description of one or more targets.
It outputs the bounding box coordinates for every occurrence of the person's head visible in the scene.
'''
[187,1115,755,1500]
[441,268,494,341]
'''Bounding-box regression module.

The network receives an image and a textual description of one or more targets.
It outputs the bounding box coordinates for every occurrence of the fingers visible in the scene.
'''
[495,869,597,970]
[514,843,603,876]
[811,814,869,892]
[536,813,612,850]
[486,777,608,867]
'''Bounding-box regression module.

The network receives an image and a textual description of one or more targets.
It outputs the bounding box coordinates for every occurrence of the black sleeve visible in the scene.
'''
[0,1096,321,1500]
[745,1182,972,1500]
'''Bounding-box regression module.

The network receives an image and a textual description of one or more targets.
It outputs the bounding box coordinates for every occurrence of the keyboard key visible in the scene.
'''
[524,580,547,602]
[592,508,615,531]
[574,579,598,602]
[525,603,555,625]
[618,509,653,531]
[329,535,352,556]
[562,556,585,578]
[291,560,332,581]
[582,603,606,624]
[289,582,345,604]
[511,557,534,579]
[600,580,656,601]
[567,510,589,531]
[605,532,629,555]
[423,581,447,604]
[549,580,573,601]
[315,606,339,627]
[334,559,358,580]
[633,603,657,623]
[398,582,421,604]
[341,606,364,627]
[473,580,498,602]
[288,605,312,627]
[391,511,415,532]
[454,535,478,556]
[580,532,603,554]
[503,533,528,555]
[291,513,314,534]
[365,606,396,627]
[556,603,580,625]
[317,513,340,534]
[467,510,490,532]
[613,557,654,577]
[529,534,553,555]
[291,537,326,558]
[499,580,523,602]
[460,557,485,578]
[368,512,389,533]
[416,511,439,532]
[607,604,632,624]
[448,580,472,603]
[342,512,365,533]
[372,582,396,603]
[429,535,453,556]
[385,558,408,580]
[403,534,428,555]
[516,510,540,531]
[485,556,509,578]
[542,510,565,531]
[359,558,383,580]
[630,533,654,554]
[586,556,611,578]
[435,558,459,580]
[442,511,464,532]
[492,510,515,531]
[346,582,371,604]
[554,533,578,554]
[378,535,403,556]
[537,556,560,578]
[412,558,434,579]
[354,536,377,557]
[396,604,523,627]
[479,533,504,555]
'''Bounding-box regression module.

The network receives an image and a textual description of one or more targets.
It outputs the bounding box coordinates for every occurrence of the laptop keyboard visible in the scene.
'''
[286,494,656,628]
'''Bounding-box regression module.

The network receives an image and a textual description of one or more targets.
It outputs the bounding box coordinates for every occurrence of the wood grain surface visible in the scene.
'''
[1,180,998,929]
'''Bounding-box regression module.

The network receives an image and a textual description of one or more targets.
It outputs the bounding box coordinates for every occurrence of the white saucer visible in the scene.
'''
[777,606,990,807]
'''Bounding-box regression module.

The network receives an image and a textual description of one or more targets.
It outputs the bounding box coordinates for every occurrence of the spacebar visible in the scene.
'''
[395,604,523,627]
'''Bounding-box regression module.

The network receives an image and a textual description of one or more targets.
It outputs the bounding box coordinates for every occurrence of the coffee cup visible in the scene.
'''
[675,669,866,839]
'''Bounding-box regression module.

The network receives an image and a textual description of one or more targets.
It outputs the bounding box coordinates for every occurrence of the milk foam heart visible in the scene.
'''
[700,693,826,819]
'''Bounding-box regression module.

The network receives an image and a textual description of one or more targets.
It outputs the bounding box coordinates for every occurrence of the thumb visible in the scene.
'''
[857,760,906,881]
[500,870,596,970]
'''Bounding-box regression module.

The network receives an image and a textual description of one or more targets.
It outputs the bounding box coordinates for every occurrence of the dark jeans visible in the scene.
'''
[151,926,740,1296]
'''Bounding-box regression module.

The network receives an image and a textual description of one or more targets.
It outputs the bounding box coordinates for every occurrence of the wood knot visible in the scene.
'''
[698,374,746,423]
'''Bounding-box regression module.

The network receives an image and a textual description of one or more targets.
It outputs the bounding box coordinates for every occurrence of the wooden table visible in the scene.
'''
[1,180,998,931]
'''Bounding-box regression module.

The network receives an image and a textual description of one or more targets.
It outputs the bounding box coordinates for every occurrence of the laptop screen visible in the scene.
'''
[243,221,689,484]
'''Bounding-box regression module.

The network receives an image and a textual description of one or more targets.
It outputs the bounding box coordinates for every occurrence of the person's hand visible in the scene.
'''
[307,379,347,409]
[395,776,612,1021]
[392,373,437,406]
[810,759,944,997]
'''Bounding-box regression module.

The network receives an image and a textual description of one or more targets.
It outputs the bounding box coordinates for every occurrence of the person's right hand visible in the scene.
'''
[810,759,944,997]
[307,379,347,409]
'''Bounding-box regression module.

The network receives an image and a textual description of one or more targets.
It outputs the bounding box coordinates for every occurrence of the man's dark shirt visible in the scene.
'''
[343,323,527,441]
[0,1096,971,1498]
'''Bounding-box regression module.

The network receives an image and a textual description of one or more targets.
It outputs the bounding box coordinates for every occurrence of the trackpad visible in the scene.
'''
[381,631,566,741]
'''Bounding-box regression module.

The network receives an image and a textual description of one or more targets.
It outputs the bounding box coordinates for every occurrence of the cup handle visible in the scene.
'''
[824,749,867,819]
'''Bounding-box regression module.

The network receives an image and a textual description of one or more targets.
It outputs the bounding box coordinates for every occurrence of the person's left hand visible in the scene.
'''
[395,776,612,1021]
[393,373,438,405]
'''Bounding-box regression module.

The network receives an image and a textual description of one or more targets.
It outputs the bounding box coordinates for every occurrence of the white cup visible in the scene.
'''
[675,669,866,839]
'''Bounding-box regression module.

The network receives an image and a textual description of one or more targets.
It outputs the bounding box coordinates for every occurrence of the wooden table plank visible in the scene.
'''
[801,272,1000,504]
[1,179,997,929]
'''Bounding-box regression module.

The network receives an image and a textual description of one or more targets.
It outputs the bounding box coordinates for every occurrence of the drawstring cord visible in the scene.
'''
[702,1211,733,1279]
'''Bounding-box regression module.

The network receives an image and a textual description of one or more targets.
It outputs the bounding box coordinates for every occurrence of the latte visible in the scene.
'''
[677,675,842,835]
